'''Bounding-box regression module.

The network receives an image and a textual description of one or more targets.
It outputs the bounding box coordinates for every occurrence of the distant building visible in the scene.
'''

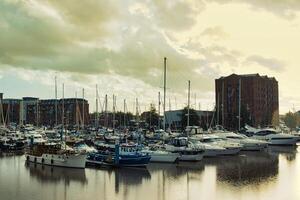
[215,73,279,130]
[165,109,214,130]
[2,98,21,124]
[2,97,89,127]
[0,93,3,125]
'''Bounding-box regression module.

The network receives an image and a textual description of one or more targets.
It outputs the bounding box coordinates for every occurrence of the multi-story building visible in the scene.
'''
[2,97,89,127]
[2,98,21,125]
[215,73,279,130]
[0,93,3,125]
[165,109,214,130]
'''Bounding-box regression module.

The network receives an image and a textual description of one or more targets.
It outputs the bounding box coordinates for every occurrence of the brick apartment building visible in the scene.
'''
[2,96,89,127]
[215,74,279,130]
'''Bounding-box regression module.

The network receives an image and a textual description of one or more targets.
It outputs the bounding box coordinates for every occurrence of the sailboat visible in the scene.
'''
[25,83,86,169]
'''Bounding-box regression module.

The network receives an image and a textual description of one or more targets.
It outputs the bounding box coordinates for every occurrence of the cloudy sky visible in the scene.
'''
[0,0,300,114]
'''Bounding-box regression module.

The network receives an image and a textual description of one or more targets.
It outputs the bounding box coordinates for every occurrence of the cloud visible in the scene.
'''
[201,26,229,40]
[210,0,300,19]
[245,55,285,72]
[0,0,215,93]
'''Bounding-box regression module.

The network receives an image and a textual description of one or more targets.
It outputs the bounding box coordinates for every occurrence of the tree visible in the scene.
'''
[141,104,159,128]
[283,112,300,130]
[181,107,200,130]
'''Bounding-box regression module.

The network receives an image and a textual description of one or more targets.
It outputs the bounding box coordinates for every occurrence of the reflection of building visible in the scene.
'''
[213,152,279,185]
[165,109,213,130]
[2,96,89,126]
[215,74,279,130]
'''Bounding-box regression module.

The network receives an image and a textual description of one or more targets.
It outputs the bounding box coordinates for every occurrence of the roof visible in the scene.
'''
[217,73,277,81]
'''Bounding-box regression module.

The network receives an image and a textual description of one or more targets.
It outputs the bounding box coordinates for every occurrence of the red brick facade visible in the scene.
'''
[215,74,279,130]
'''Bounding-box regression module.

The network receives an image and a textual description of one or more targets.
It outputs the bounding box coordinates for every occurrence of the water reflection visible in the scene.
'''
[268,146,298,162]
[25,162,88,185]
[111,167,151,194]
[205,152,279,186]
[1,147,300,200]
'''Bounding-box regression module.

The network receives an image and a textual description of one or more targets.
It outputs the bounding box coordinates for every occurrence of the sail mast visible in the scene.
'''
[55,76,58,127]
[163,57,167,131]
[187,80,191,128]
[82,88,85,130]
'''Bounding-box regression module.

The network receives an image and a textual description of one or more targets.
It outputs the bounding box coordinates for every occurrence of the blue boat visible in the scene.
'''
[87,143,151,167]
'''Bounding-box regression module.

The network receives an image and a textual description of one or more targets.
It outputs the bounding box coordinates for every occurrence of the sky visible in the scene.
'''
[0,0,300,114]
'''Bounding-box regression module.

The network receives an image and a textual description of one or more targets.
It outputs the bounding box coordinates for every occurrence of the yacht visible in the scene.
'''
[164,137,205,161]
[247,128,298,146]
[26,142,87,168]
[142,147,180,163]
[213,131,268,151]
[193,134,242,155]
[188,139,227,157]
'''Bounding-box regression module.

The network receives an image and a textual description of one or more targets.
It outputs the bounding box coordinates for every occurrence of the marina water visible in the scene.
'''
[1,146,300,200]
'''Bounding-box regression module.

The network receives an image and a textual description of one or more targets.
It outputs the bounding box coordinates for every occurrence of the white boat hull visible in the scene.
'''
[26,154,86,169]
[268,138,297,146]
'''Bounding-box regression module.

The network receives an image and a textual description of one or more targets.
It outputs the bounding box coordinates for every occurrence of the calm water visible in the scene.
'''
[1,146,300,200]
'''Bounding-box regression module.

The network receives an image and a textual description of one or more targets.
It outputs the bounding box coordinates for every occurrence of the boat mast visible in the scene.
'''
[105,94,108,128]
[123,99,126,128]
[82,88,85,130]
[187,80,191,128]
[238,78,241,131]
[95,84,99,128]
[0,94,4,127]
[163,57,167,131]
[135,98,139,123]
[55,76,58,127]
[158,91,161,129]
[222,80,225,128]
[62,83,66,150]
[113,94,116,130]
[36,99,39,127]
[75,91,79,131]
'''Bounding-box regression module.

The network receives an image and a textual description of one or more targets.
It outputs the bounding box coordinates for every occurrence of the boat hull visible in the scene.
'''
[86,153,151,167]
[219,147,241,155]
[149,153,179,163]
[268,138,297,146]
[26,154,87,169]
[178,153,203,161]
